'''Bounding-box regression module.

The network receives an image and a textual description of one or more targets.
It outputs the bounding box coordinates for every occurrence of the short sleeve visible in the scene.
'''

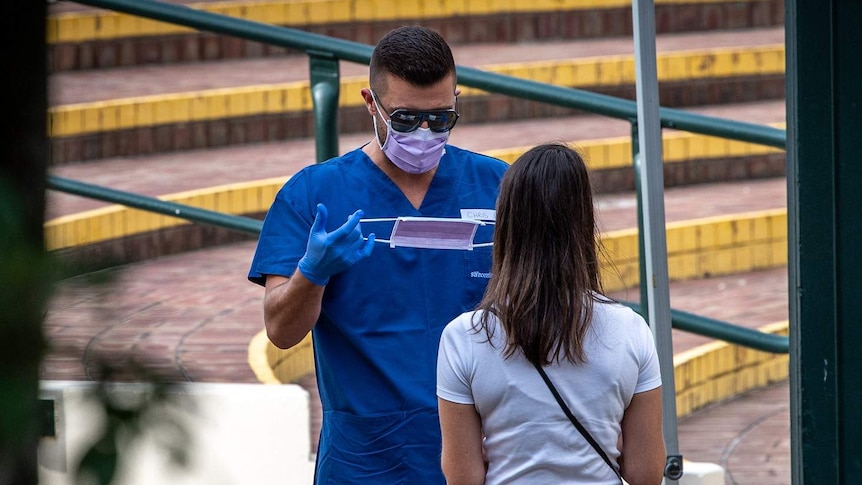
[632,313,662,394]
[436,315,476,405]
[247,172,315,286]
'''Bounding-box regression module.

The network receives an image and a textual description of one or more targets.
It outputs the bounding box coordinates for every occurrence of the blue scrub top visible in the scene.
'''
[249,146,507,484]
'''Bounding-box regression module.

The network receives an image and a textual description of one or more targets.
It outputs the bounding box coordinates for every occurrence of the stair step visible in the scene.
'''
[47,0,784,71]
[47,99,785,219]
[48,27,786,163]
[45,98,786,274]
[50,27,785,105]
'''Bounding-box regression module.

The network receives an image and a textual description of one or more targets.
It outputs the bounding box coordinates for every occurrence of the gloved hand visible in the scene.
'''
[297,203,375,286]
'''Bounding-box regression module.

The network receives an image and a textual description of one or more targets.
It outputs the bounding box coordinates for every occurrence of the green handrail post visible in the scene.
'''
[309,50,341,163]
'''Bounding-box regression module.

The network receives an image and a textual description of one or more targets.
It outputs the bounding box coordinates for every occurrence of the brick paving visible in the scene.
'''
[42,244,789,382]
[679,381,790,485]
[42,251,791,484]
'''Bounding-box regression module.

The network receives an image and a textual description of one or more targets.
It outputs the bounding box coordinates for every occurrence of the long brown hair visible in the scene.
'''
[476,143,603,366]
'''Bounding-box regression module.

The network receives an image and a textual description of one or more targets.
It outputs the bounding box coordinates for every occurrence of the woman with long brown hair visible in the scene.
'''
[437,142,665,484]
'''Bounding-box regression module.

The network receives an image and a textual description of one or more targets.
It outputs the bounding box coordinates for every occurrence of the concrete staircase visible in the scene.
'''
[46,0,787,269]
[43,1,790,483]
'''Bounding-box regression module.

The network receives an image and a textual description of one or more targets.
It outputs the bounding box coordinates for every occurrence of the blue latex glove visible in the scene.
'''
[297,203,375,286]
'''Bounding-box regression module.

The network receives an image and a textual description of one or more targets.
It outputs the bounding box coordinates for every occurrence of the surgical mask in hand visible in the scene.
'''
[361,217,493,250]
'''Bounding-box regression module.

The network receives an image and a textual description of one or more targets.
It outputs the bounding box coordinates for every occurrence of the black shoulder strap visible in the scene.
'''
[533,362,623,483]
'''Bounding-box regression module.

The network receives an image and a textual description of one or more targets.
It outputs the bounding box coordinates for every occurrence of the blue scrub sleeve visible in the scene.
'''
[248,172,315,286]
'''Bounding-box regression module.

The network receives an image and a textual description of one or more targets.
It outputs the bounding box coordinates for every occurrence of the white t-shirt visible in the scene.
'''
[436,299,662,484]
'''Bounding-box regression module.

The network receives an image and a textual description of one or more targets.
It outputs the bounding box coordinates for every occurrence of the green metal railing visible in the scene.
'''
[47,176,263,234]
[621,302,788,353]
[53,0,789,354]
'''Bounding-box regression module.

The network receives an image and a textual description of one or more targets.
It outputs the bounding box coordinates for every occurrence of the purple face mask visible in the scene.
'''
[360,216,493,250]
[373,99,450,174]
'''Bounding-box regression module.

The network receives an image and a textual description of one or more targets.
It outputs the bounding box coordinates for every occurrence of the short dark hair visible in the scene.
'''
[476,143,603,366]
[369,26,456,94]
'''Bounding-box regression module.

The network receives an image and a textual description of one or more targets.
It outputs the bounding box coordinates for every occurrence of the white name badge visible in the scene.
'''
[460,209,496,221]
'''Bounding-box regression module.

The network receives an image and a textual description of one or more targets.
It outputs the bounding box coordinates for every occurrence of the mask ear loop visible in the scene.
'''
[370,91,392,149]
[471,219,494,247]
[359,218,398,223]
[361,217,396,245]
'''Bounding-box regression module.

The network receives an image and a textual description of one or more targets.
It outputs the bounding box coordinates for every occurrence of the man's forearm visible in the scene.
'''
[263,271,324,349]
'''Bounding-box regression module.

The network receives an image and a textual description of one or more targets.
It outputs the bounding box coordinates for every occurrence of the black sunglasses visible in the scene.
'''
[372,91,460,133]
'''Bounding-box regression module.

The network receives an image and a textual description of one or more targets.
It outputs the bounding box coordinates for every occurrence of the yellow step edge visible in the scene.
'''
[44,175,289,251]
[46,188,789,299]
[44,123,786,252]
[247,330,287,385]
[46,205,789,291]
[487,122,786,171]
[45,135,787,251]
[470,44,784,90]
[599,208,788,292]
[673,321,788,417]
[248,320,788,421]
[48,45,786,137]
[47,0,775,44]
[49,82,307,137]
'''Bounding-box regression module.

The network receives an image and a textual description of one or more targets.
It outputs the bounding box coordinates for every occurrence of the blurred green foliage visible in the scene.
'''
[1,5,192,483]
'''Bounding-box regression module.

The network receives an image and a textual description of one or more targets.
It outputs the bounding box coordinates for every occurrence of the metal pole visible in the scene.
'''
[631,0,682,481]
[631,122,650,318]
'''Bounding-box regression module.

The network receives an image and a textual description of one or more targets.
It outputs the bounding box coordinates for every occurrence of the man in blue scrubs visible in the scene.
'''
[248,26,508,483]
